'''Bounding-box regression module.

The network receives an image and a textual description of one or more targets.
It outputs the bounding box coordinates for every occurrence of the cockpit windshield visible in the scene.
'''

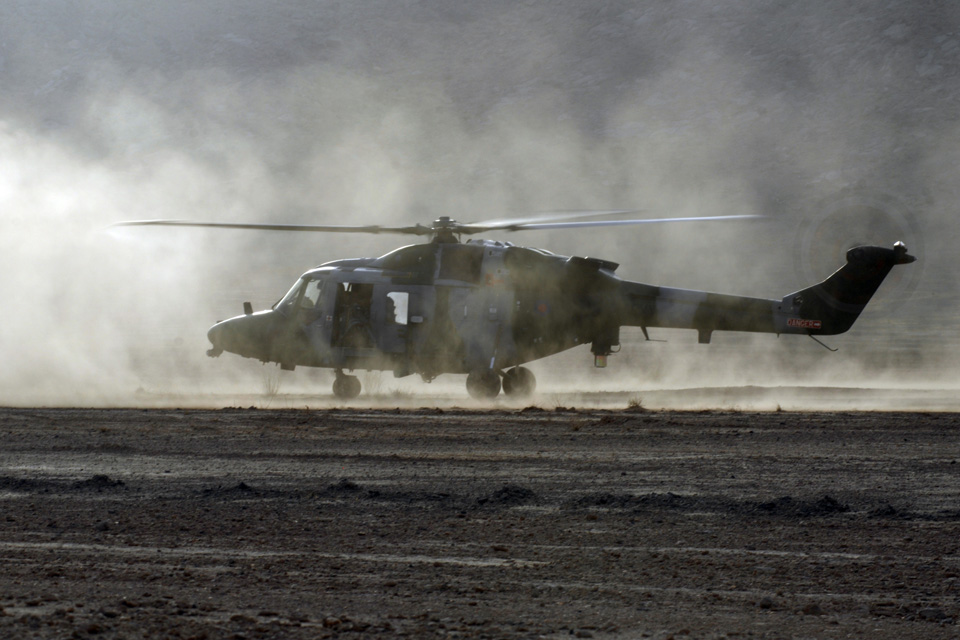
[275,278,304,313]
[274,276,325,316]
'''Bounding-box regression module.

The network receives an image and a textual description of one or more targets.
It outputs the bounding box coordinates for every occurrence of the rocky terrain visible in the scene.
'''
[1,407,959,638]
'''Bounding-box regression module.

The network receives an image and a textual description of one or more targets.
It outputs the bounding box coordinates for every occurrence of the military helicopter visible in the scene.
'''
[115,212,916,400]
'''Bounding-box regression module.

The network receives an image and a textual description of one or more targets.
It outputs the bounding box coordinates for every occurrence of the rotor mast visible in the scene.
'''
[431,216,461,243]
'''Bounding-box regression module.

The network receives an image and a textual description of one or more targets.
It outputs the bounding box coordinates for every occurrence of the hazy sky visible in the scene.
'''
[1,1,957,403]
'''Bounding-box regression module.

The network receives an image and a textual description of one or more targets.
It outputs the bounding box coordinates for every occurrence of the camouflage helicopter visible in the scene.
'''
[116,212,915,400]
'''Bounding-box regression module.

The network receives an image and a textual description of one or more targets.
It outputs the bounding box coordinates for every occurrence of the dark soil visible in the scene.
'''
[0,408,959,638]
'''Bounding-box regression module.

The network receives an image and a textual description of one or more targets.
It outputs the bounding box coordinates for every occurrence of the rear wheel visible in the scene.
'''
[502,367,536,398]
[466,370,501,400]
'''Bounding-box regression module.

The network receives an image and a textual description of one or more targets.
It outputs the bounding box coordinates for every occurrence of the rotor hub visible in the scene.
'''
[431,216,462,243]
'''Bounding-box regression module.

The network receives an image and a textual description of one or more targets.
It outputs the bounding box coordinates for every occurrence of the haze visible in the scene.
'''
[1,1,957,407]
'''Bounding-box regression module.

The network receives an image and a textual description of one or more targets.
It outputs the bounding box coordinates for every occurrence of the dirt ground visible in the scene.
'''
[1,407,959,639]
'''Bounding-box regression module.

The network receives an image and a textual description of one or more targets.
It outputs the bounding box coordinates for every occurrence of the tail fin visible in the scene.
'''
[781,242,916,335]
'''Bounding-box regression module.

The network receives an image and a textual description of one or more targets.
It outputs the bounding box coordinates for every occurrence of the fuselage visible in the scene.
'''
[207,239,915,379]
[207,239,622,378]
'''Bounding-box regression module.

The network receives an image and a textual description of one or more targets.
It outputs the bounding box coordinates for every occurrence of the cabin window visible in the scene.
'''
[386,292,409,325]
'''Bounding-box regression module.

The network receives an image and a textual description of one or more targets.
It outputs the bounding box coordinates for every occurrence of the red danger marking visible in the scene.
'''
[788,318,822,330]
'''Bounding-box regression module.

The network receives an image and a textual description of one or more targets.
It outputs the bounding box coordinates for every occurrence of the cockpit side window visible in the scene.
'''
[300,279,323,309]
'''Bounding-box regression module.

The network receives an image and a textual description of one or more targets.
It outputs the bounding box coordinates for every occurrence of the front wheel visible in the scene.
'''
[466,370,501,400]
[333,374,362,400]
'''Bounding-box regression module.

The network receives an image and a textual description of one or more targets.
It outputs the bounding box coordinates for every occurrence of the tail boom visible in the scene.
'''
[617,243,915,341]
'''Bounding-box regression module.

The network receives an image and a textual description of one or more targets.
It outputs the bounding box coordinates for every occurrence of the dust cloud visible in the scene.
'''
[1,1,958,408]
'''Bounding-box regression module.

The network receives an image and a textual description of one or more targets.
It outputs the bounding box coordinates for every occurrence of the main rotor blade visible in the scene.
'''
[463,209,645,231]
[111,213,763,238]
[110,220,434,235]
[480,214,763,232]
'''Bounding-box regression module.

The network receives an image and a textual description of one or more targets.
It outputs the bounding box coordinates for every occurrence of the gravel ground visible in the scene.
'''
[1,407,959,639]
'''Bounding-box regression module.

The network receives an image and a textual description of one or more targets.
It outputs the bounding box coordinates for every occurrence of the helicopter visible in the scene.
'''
[116,212,916,400]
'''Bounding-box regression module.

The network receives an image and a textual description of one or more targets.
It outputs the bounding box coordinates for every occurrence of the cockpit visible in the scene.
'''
[274,276,326,317]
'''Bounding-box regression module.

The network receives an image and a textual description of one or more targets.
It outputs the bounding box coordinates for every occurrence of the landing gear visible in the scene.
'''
[466,370,501,400]
[332,371,361,400]
[502,366,536,398]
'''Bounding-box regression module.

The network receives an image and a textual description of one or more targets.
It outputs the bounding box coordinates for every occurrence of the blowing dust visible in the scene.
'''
[1,1,958,409]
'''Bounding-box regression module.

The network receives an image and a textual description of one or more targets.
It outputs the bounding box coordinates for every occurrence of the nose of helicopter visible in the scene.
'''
[206,313,266,359]
[206,308,294,362]
[206,321,228,357]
